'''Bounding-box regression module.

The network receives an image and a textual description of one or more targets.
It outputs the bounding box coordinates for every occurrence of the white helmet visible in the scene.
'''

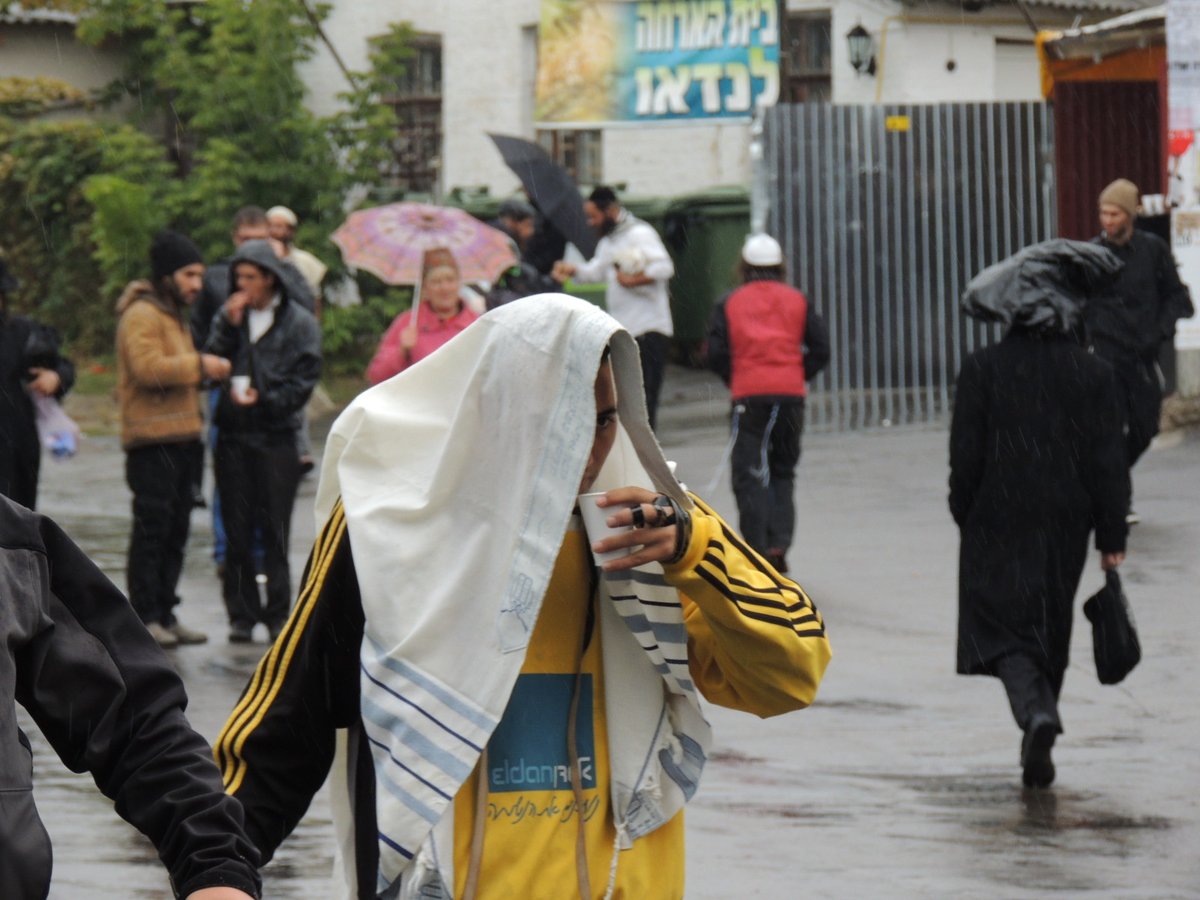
[742,233,783,266]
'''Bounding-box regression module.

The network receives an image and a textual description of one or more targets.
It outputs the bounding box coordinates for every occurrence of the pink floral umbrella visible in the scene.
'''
[331,202,517,285]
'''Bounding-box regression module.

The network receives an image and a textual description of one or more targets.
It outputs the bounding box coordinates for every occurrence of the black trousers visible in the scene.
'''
[995,653,1063,735]
[636,331,670,431]
[730,398,805,558]
[125,441,199,626]
[215,433,301,630]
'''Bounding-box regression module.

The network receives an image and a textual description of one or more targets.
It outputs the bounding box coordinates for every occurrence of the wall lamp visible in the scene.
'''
[847,24,877,76]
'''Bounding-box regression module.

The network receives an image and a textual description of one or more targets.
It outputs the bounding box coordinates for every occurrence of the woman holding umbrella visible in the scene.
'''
[951,239,1130,790]
[367,248,479,384]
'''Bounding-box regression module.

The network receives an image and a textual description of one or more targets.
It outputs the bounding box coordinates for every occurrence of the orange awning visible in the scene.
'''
[1037,7,1165,98]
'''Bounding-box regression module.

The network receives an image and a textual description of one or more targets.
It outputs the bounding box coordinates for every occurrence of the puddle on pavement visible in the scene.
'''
[896,772,1172,845]
[815,698,915,715]
[55,512,129,575]
[201,652,267,681]
[709,801,851,823]
[1015,790,1170,834]
[708,749,767,765]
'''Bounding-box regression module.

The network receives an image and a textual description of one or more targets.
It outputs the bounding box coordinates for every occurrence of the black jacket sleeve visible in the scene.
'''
[17,512,261,898]
[203,309,241,360]
[215,501,363,863]
[803,307,831,381]
[705,293,732,386]
[20,319,75,399]
[257,311,322,422]
[1153,239,1194,346]
[192,263,230,349]
[948,353,988,527]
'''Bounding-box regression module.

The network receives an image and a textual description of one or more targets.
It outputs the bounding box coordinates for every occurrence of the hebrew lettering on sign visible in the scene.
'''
[538,0,780,124]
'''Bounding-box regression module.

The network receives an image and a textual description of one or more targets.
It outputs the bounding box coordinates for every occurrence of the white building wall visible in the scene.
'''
[0,23,129,119]
[301,0,544,197]
[602,122,751,195]
[300,0,1059,198]
[302,0,755,196]
[785,0,1075,105]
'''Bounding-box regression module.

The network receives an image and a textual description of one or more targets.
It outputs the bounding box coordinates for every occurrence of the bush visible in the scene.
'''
[0,119,107,353]
[1,1,421,374]
[321,277,413,377]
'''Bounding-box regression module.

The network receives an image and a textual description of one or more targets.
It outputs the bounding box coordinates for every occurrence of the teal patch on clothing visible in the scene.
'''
[487,674,595,793]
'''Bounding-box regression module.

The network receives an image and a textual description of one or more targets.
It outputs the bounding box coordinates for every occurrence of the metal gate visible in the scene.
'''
[764,102,1056,431]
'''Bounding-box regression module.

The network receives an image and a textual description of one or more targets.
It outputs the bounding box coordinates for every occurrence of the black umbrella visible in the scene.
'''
[488,133,597,258]
[962,239,1123,333]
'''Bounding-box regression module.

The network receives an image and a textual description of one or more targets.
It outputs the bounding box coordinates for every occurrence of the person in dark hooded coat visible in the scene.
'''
[205,240,321,644]
[950,240,1130,789]
[0,258,75,509]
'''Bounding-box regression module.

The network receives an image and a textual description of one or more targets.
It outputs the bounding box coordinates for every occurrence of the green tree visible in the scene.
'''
[1,0,419,368]
[327,22,416,191]
[78,0,345,258]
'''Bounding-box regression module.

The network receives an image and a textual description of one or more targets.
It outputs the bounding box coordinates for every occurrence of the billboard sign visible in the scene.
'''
[536,0,780,125]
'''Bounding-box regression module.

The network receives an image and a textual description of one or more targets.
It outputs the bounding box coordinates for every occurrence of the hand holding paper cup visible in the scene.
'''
[578,492,640,566]
[230,375,251,402]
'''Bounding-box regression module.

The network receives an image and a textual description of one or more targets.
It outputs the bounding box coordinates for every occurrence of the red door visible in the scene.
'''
[1053,81,1163,240]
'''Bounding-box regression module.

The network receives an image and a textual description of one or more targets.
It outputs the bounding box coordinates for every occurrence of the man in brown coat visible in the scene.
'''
[116,231,231,647]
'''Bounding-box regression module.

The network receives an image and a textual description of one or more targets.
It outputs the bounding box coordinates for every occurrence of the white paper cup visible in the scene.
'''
[230,375,251,401]
[578,492,639,566]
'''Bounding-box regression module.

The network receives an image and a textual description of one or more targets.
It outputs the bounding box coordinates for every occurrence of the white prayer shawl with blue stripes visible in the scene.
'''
[313,295,712,899]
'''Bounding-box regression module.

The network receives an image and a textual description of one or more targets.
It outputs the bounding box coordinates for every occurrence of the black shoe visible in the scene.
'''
[766,549,789,574]
[229,624,255,644]
[1021,717,1057,788]
[191,489,208,509]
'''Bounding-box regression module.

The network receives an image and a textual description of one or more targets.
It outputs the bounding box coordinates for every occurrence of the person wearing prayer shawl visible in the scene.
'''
[216,294,831,899]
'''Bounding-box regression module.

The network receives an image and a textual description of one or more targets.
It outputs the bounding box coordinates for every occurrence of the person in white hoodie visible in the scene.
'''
[553,186,675,429]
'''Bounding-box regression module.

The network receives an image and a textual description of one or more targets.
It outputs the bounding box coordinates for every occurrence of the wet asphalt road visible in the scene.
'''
[29,367,1200,898]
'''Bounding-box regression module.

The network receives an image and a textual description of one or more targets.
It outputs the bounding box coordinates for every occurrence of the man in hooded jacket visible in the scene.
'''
[204,239,321,643]
[116,230,231,647]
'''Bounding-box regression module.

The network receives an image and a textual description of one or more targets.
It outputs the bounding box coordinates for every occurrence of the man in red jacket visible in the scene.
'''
[706,233,830,572]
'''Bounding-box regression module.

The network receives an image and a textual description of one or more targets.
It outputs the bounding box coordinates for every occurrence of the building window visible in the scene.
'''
[783,11,832,102]
[536,129,603,185]
[380,35,443,195]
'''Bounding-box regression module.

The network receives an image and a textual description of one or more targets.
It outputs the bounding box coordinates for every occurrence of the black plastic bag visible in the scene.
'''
[1083,569,1141,685]
[961,239,1123,334]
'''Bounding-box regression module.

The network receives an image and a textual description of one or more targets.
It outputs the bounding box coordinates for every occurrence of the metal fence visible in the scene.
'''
[764,102,1056,431]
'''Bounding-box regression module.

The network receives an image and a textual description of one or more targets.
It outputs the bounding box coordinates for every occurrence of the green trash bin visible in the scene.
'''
[661,186,750,363]
[443,187,504,222]
[620,194,673,241]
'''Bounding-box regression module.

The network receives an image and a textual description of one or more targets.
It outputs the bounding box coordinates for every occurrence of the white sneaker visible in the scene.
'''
[168,620,209,645]
[146,622,180,648]
[1125,509,1140,526]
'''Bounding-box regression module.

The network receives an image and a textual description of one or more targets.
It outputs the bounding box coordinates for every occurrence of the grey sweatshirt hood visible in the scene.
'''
[227,240,294,301]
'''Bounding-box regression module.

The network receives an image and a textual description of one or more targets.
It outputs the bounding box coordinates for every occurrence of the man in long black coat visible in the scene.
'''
[950,325,1129,788]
